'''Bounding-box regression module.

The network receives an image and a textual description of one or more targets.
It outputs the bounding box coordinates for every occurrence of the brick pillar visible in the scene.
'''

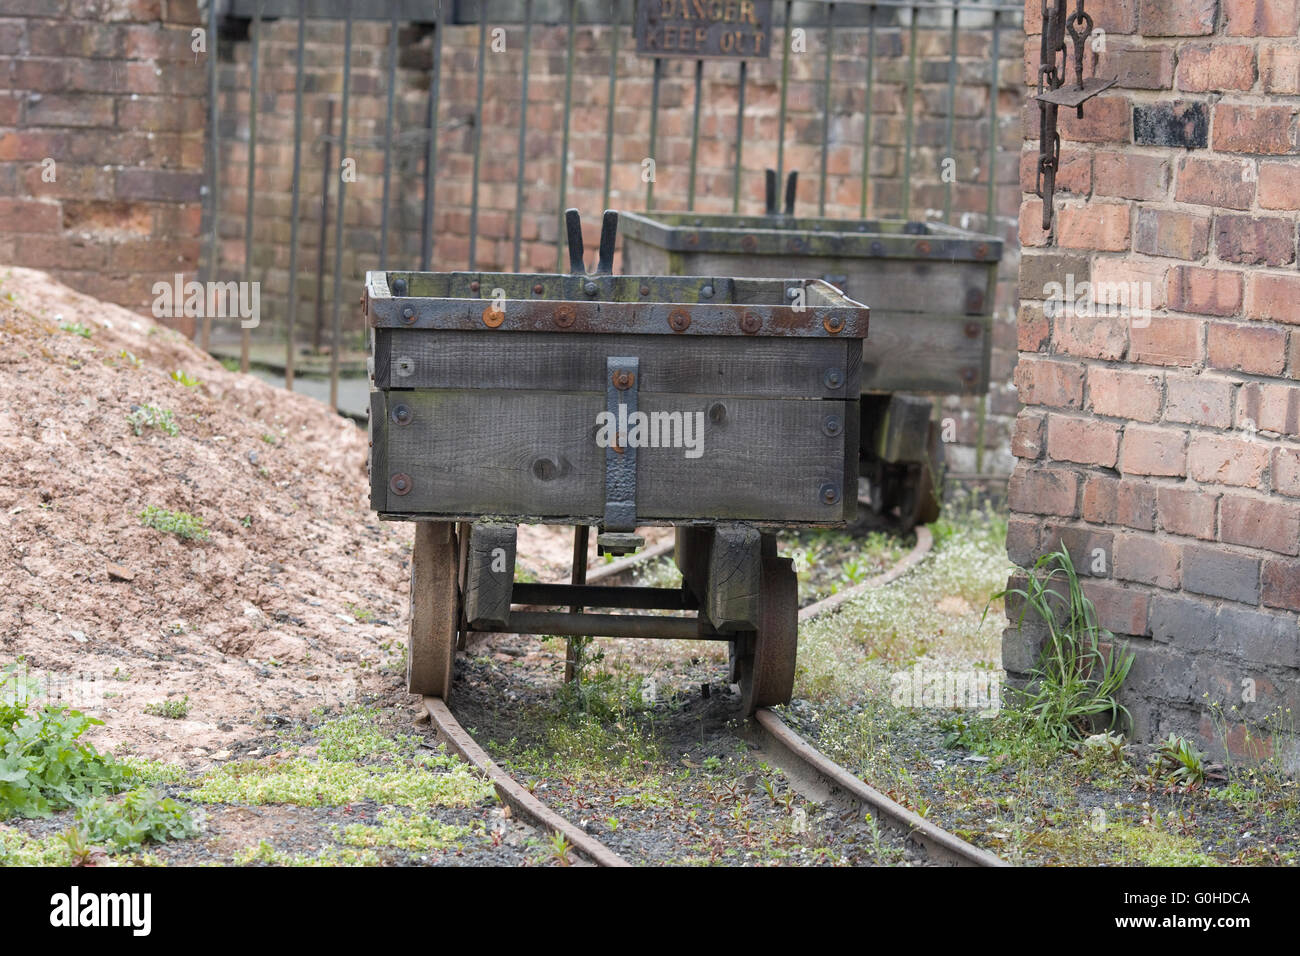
[1011,0,1300,763]
[0,0,206,332]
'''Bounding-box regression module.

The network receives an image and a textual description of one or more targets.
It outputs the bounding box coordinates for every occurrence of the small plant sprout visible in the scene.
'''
[59,320,92,338]
[144,696,190,720]
[139,506,209,542]
[170,369,200,387]
[549,831,572,866]
[126,404,179,437]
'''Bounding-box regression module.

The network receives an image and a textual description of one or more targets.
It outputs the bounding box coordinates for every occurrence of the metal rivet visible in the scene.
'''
[700,284,714,299]
[639,285,651,296]
[533,283,544,294]
[389,473,412,496]
[554,304,575,328]
[612,369,635,390]
[584,281,598,296]
[916,240,932,256]
[975,243,989,259]
[870,241,884,256]
[470,280,480,292]
[786,287,799,299]
[965,321,982,338]
[482,305,505,328]
[402,307,415,324]
[823,314,845,334]
[819,483,841,505]
[668,309,691,332]
[391,278,408,296]
[740,312,761,334]
[823,368,844,390]
[741,235,757,252]
[822,415,842,437]
[391,404,412,426]
[686,233,699,245]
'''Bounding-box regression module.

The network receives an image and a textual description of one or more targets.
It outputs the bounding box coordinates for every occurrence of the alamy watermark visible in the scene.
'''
[152,274,260,329]
[595,404,705,459]
[1043,274,1152,328]
[889,663,1001,716]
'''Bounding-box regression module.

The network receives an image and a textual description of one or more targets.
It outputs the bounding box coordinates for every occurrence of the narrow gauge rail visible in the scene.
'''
[421,520,1005,868]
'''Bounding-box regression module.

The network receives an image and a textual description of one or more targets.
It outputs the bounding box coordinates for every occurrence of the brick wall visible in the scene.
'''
[0,0,206,332]
[213,11,1025,473]
[1011,0,1300,763]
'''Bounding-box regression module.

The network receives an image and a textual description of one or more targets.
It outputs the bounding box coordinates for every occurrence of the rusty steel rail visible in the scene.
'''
[423,696,631,867]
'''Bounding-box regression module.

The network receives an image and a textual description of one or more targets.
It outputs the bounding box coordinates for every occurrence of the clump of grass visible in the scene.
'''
[143,696,189,720]
[335,809,470,851]
[992,547,1134,745]
[139,506,209,541]
[234,840,382,867]
[73,787,201,852]
[126,403,179,437]
[58,320,92,338]
[170,369,200,387]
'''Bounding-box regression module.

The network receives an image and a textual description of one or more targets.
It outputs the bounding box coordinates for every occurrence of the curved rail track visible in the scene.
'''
[423,520,1006,868]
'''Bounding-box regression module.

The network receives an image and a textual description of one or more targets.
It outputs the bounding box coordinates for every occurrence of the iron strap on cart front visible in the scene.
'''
[366,210,868,715]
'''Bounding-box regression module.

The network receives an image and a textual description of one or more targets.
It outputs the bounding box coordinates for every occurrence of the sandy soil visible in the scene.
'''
[0,266,665,766]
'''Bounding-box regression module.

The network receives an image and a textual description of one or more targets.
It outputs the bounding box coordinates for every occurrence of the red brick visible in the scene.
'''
[1272,448,1300,498]
[1019,199,1050,249]
[1237,383,1300,436]
[1013,356,1085,408]
[1114,533,1181,589]
[1225,0,1300,36]
[1088,366,1162,422]
[1012,412,1046,460]
[1168,267,1243,318]
[1158,485,1217,539]
[1188,436,1270,488]
[1259,163,1300,211]
[0,197,60,232]
[1019,147,1091,197]
[1131,316,1203,367]
[1175,157,1256,211]
[1260,45,1300,94]
[1098,41,1175,90]
[115,167,201,202]
[1262,558,1300,611]
[1207,322,1287,376]
[1054,310,1129,361]
[1246,274,1300,325]
[1009,463,1080,518]
[1047,416,1122,468]
[1017,302,1049,353]
[1121,426,1188,477]
[1089,0,1140,34]
[1215,104,1299,156]
[1094,151,1170,201]
[1221,494,1300,555]
[1057,96,1132,145]
[1092,256,1168,314]
[1133,208,1210,260]
[1164,374,1234,429]
[1177,44,1257,92]
[1140,0,1216,35]
[1215,216,1296,267]
[1083,580,1150,636]
[1058,201,1131,251]
[1083,475,1158,531]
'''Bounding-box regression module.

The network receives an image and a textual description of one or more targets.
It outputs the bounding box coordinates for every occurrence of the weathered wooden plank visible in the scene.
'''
[376,390,853,523]
[368,389,386,513]
[674,526,712,604]
[876,394,934,464]
[463,522,518,629]
[862,311,989,394]
[705,523,762,632]
[378,329,855,399]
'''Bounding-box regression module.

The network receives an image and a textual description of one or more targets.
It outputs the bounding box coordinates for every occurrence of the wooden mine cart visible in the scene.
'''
[366,211,867,715]
[620,175,1004,530]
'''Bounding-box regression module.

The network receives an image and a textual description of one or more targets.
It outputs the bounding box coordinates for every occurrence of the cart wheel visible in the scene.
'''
[408,521,462,699]
[737,556,799,716]
[910,421,945,529]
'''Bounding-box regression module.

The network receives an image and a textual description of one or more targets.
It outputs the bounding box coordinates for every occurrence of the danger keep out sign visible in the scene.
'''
[635,0,774,59]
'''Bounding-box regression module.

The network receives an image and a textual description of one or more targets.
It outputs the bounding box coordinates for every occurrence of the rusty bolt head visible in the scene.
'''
[612,369,635,390]
[741,234,758,252]
[790,238,807,253]
[639,284,651,296]
[965,320,982,339]
[823,314,845,334]
[391,404,412,426]
[974,243,989,259]
[819,483,841,506]
[554,304,576,328]
[916,240,932,256]
[469,280,480,292]
[686,233,699,246]
[740,312,762,334]
[822,415,843,437]
[533,283,544,294]
[389,473,412,496]
[668,309,691,333]
[482,305,505,328]
[402,307,415,324]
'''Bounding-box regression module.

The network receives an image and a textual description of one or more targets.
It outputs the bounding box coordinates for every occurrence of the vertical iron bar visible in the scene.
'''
[314,100,333,353]
[902,5,918,220]
[775,0,792,188]
[421,0,444,271]
[732,59,746,212]
[200,0,219,349]
[285,0,306,391]
[379,5,398,269]
[687,59,703,211]
[601,0,621,213]
[976,7,1003,477]
[645,57,661,211]
[942,4,959,223]
[564,525,590,684]
[555,0,577,271]
[818,2,834,216]
[468,0,489,270]
[512,0,534,272]
[859,2,875,218]
[328,4,353,411]
[241,0,262,374]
